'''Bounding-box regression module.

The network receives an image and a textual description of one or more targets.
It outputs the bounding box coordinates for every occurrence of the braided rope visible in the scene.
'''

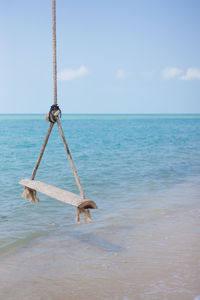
[52,0,57,105]
[22,0,90,218]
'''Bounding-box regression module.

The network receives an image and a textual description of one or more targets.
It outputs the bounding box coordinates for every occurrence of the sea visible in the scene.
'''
[0,114,200,300]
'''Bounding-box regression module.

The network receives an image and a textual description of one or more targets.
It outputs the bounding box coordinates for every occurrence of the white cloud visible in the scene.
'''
[179,68,200,80]
[58,65,88,81]
[162,67,182,79]
[116,68,131,79]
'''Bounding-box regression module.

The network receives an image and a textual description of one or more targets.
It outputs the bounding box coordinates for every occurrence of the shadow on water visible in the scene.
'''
[65,230,124,252]
[0,215,9,222]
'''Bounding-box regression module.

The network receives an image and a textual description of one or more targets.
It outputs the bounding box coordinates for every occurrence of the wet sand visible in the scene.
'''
[0,200,200,300]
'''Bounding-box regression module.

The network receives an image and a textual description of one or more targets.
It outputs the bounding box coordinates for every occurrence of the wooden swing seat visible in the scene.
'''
[19,1,98,223]
[19,178,97,210]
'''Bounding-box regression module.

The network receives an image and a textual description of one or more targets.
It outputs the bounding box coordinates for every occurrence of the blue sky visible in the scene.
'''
[0,0,200,113]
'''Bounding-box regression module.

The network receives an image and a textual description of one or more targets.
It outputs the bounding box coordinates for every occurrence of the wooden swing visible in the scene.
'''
[19,0,97,223]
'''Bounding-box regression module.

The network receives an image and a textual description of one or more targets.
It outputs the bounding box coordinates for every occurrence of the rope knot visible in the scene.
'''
[46,104,61,123]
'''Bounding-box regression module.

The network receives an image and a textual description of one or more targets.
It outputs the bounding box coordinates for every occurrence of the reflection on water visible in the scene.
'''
[70,231,124,252]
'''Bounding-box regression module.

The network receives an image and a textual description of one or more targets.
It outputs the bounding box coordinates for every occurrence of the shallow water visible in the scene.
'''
[0,114,200,299]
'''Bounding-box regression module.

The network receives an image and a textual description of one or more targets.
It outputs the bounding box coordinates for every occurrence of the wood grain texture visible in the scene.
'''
[19,178,97,209]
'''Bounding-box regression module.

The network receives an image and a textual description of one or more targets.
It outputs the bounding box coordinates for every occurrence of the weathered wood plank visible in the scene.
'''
[19,178,97,209]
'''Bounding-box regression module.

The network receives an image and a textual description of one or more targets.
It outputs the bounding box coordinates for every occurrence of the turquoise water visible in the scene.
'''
[0,114,200,254]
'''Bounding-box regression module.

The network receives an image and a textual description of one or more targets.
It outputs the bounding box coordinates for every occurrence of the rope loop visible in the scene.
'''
[46,104,61,123]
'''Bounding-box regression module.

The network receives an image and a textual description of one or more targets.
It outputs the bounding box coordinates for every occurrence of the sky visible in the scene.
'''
[0,0,200,114]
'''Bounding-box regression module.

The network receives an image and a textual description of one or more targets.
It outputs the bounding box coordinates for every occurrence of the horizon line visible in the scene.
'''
[0,113,200,115]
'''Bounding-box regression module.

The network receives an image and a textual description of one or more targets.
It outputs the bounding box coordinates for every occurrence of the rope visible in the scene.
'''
[22,0,88,216]
[57,118,85,199]
[76,207,92,223]
[22,123,55,202]
[22,187,40,203]
[31,123,54,180]
[52,0,57,105]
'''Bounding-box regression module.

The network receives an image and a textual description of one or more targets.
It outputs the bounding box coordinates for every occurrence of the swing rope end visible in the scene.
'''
[76,200,97,224]
[22,186,40,203]
[76,208,92,224]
